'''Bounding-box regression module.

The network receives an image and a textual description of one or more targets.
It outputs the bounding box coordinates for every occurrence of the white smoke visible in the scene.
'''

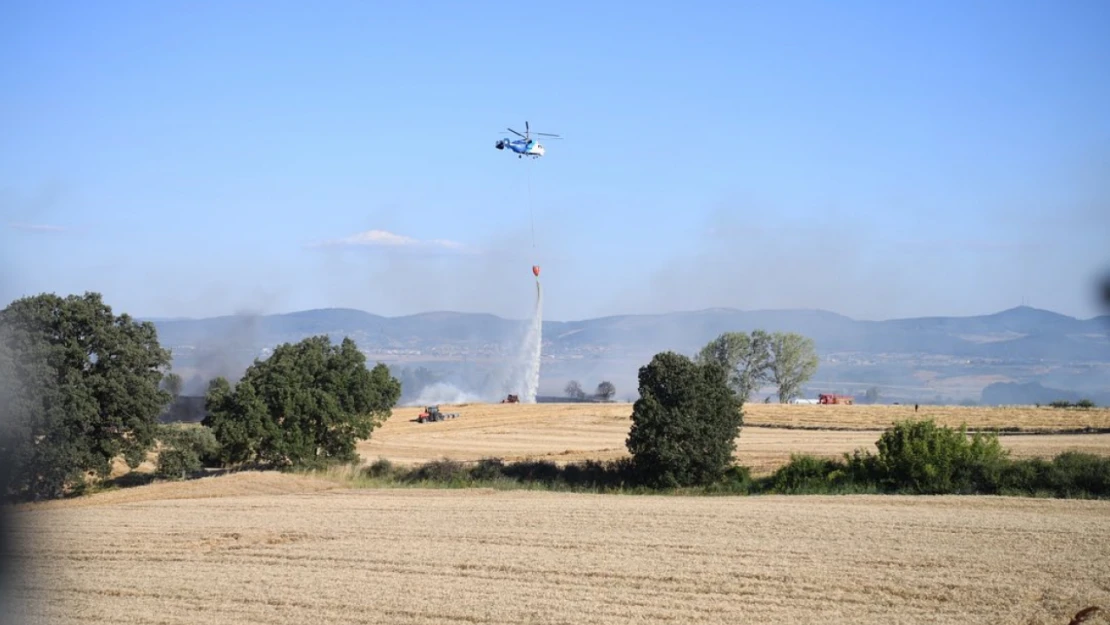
[400,280,544,405]
[404,382,485,407]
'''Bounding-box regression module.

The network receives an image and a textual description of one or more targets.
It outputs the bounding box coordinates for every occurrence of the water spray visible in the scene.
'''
[517,265,543,403]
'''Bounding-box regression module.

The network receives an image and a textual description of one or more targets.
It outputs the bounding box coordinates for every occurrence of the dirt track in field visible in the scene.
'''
[9,472,1110,625]
[358,403,1110,473]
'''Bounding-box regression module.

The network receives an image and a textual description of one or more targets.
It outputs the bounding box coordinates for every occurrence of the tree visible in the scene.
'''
[767,332,819,403]
[695,330,772,403]
[595,381,616,401]
[202,376,273,466]
[564,380,586,400]
[0,292,173,500]
[626,351,743,488]
[202,335,401,469]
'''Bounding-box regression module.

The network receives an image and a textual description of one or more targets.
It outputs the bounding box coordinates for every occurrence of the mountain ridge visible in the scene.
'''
[146,304,1109,404]
[146,303,1110,364]
[141,304,1106,325]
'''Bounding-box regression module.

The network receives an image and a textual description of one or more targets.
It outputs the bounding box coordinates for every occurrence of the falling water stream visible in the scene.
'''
[518,278,543,403]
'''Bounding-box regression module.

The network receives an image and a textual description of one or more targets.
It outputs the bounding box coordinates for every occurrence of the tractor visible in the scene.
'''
[417,405,459,423]
[501,394,519,403]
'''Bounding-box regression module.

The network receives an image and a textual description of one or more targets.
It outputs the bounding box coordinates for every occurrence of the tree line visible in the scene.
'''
[563,380,616,401]
[0,290,820,501]
[0,292,401,501]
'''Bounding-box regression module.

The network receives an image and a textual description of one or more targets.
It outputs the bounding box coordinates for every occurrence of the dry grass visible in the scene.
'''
[15,471,342,511]
[388,401,1110,431]
[742,402,1110,430]
[734,430,1110,476]
[359,402,1110,474]
[9,473,1110,624]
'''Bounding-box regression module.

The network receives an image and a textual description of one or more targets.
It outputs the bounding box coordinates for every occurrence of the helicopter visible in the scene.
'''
[494,121,561,159]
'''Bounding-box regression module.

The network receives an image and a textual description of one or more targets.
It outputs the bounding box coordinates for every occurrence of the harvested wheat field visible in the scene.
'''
[741,402,1110,430]
[8,472,1110,625]
[359,403,1110,473]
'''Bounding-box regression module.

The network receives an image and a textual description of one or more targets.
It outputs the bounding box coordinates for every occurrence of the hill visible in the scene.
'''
[146,305,1110,404]
[150,305,1108,359]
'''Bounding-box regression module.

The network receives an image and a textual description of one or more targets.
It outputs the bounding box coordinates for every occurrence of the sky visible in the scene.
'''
[2,0,1109,322]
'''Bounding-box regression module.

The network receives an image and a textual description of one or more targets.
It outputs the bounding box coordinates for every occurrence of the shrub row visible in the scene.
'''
[760,450,1110,498]
[1044,399,1097,409]
[354,419,1110,499]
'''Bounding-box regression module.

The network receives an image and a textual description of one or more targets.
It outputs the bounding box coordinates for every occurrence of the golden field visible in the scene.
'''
[358,402,1110,474]
[8,471,1110,625]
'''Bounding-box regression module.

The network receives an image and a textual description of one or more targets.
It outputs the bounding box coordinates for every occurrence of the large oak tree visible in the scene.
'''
[203,335,401,469]
[0,292,173,500]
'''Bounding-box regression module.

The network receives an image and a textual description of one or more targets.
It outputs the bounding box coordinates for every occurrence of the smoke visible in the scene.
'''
[599,196,1107,321]
[406,382,486,406]
[185,311,261,391]
[308,220,540,319]
[395,280,545,405]
[160,309,265,395]
[302,218,555,403]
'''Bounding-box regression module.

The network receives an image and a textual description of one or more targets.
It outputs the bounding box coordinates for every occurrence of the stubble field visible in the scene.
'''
[359,402,1110,474]
[9,402,1110,624]
[9,471,1110,625]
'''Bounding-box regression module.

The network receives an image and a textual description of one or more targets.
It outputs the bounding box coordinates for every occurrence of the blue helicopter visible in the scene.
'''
[494,121,561,159]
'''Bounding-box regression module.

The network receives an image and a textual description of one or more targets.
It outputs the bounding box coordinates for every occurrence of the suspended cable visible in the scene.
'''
[527,159,535,250]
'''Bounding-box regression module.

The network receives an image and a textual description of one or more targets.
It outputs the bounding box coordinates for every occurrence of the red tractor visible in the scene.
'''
[818,393,854,405]
[416,405,459,423]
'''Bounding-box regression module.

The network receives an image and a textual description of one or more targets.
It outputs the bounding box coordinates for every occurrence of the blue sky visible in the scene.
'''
[2,0,1108,321]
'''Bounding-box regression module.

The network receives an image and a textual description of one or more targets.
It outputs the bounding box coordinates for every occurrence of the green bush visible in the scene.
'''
[995,457,1044,494]
[155,425,220,480]
[692,465,752,494]
[363,457,395,478]
[469,458,506,481]
[768,454,843,493]
[405,459,470,484]
[1041,452,1110,497]
[997,453,1110,498]
[863,419,1007,494]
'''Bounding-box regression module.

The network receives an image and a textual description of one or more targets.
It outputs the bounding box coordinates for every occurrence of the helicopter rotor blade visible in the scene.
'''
[535,132,561,137]
[508,128,524,138]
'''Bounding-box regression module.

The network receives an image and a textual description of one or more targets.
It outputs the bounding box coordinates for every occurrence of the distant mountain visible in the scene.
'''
[146,305,1110,402]
[980,381,1110,407]
[149,304,1109,361]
